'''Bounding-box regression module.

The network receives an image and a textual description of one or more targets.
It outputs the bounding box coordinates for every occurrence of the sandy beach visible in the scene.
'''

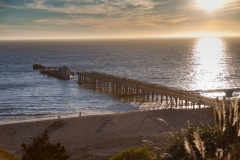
[0,109,214,160]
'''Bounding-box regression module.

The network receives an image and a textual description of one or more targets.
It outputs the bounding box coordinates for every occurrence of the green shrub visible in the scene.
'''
[228,142,240,160]
[164,122,222,159]
[163,99,240,159]
[21,131,70,160]
[110,147,156,160]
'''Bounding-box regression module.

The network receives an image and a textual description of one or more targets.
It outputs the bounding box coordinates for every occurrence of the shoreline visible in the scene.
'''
[0,111,116,125]
[0,106,133,125]
[0,102,140,125]
[0,109,214,160]
[0,105,213,125]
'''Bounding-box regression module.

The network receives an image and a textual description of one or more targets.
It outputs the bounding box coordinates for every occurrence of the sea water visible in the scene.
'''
[0,37,240,123]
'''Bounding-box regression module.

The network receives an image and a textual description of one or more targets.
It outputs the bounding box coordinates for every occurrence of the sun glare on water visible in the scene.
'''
[196,0,227,11]
[192,37,229,90]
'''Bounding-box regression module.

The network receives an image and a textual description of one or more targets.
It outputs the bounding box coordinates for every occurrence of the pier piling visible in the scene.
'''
[77,71,221,110]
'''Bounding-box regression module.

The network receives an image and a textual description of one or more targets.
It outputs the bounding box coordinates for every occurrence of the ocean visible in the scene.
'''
[1,37,240,123]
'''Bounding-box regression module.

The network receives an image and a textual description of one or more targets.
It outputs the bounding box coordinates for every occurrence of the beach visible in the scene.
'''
[0,109,214,160]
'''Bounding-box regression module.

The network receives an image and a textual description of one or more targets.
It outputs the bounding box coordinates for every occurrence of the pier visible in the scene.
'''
[77,71,221,110]
[190,88,240,97]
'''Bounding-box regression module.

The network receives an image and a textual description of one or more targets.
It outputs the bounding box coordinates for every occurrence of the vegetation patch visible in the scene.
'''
[0,148,18,160]
[21,130,70,160]
[163,98,240,159]
[110,147,156,160]
[111,98,240,160]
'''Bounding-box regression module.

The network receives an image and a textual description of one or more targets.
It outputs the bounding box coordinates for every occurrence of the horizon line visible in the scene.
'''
[1,35,240,41]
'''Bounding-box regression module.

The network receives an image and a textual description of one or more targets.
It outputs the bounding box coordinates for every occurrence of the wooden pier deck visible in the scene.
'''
[77,71,220,109]
[190,88,240,97]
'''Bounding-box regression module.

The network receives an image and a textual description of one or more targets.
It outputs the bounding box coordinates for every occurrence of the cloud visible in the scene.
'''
[0,24,12,29]
[24,0,113,14]
[219,0,240,15]
[33,11,194,35]
[1,0,239,39]
[5,0,172,15]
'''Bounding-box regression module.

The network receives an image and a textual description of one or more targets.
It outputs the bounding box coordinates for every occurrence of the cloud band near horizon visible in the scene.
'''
[0,0,240,40]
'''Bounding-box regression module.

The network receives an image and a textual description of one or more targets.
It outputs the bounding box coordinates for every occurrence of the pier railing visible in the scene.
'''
[77,71,221,110]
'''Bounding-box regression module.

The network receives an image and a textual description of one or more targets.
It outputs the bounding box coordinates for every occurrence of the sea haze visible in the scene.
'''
[0,38,240,122]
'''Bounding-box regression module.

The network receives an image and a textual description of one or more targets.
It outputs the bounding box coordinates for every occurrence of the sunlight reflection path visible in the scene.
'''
[192,37,229,91]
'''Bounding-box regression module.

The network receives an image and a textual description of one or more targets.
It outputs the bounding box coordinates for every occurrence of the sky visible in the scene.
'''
[0,0,240,40]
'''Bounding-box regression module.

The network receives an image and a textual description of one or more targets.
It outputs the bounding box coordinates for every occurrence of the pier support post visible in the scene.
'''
[152,92,154,102]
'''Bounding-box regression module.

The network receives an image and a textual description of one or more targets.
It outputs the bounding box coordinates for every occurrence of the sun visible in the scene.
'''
[196,0,226,11]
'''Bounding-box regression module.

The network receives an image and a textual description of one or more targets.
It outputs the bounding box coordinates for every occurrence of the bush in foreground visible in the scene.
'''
[164,122,221,159]
[21,131,70,160]
[111,99,240,159]
[110,147,156,160]
[0,148,18,160]
[164,98,240,160]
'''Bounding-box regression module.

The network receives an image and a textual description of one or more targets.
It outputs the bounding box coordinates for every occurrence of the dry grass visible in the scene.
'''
[0,148,18,160]
[213,98,240,158]
[157,118,169,127]
[184,137,196,160]
[193,131,206,159]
